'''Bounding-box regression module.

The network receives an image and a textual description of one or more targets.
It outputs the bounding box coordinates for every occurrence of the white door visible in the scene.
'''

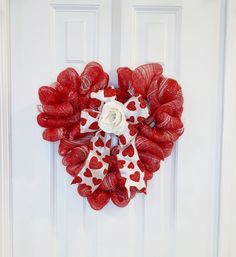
[1,0,235,257]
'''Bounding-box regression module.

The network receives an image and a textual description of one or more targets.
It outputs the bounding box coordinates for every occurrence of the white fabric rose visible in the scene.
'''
[98,100,127,135]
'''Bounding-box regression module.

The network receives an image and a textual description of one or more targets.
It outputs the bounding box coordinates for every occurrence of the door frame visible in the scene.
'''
[0,0,12,257]
[0,0,235,257]
[218,0,236,256]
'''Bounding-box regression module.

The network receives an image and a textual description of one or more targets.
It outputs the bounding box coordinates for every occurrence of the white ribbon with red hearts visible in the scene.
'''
[78,88,149,196]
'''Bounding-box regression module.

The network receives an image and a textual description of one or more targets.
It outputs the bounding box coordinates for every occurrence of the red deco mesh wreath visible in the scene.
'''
[37,62,184,210]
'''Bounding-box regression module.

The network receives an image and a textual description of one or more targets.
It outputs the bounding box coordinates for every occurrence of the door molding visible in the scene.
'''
[0,0,13,257]
[218,0,236,257]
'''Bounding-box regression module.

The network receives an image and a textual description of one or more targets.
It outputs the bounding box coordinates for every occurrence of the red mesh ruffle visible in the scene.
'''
[37,62,184,210]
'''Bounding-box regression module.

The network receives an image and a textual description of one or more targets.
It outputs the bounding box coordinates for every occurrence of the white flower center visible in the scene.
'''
[98,101,127,135]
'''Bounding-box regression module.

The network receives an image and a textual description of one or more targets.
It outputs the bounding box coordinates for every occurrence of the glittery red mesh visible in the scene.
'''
[37,62,184,210]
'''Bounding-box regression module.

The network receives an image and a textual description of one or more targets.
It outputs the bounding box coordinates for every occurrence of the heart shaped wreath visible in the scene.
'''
[37,62,184,210]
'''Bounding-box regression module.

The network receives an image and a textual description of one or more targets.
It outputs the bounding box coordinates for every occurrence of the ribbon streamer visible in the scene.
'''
[78,89,149,196]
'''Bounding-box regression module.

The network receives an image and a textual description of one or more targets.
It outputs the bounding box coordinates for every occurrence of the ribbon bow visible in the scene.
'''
[78,88,149,196]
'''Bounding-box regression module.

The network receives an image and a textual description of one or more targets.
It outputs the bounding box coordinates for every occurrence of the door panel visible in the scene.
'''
[10,0,224,257]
